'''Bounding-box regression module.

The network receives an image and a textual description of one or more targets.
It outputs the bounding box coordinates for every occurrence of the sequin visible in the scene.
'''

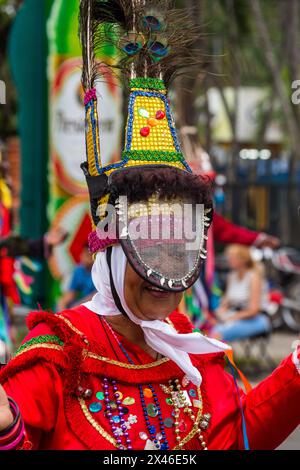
[166,398,173,405]
[138,108,150,118]
[199,419,209,430]
[139,432,148,440]
[178,420,187,432]
[189,389,197,397]
[89,402,102,413]
[123,397,135,405]
[156,433,163,441]
[181,390,192,406]
[109,400,118,410]
[114,427,123,437]
[112,416,121,423]
[115,391,123,400]
[156,110,165,120]
[128,414,138,424]
[147,403,158,417]
[84,389,92,398]
[145,439,158,450]
[148,117,159,127]
[122,407,129,415]
[193,399,202,408]
[143,388,153,398]
[140,126,150,137]
[164,417,174,428]
[95,391,104,400]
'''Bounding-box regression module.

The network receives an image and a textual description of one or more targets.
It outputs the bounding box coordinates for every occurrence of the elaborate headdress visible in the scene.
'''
[79,0,213,293]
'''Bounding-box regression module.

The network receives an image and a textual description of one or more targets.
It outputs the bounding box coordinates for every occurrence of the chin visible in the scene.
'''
[142,305,174,321]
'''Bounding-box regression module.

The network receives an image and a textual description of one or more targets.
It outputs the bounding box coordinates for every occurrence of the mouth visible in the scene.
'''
[144,283,171,299]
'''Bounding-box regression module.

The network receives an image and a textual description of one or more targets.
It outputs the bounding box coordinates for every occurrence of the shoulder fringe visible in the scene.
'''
[1,309,225,391]
[1,311,88,394]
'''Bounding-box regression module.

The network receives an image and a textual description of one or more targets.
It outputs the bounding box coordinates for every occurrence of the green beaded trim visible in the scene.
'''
[15,335,64,356]
[122,150,185,163]
[130,77,166,91]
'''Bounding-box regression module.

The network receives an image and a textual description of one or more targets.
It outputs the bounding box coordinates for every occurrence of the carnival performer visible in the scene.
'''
[0,0,299,451]
[211,244,271,341]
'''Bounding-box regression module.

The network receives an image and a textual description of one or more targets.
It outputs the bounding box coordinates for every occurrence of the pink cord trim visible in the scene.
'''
[84,88,97,105]
[88,230,118,254]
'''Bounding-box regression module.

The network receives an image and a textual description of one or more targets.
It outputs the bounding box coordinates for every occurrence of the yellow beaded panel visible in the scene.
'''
[124,159,185,171]
[85,103,101,177]
[126,195,184,219]
[103,160,185,177]
[97,194,110,219]
[129,95,175,151]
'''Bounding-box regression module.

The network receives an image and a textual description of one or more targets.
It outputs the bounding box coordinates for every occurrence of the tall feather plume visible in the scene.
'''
[79,0,99,91]
[79,0,204,89]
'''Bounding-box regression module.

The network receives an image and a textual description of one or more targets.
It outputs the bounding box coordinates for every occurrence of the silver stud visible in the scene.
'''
[147,269,152,277]
[160,277,165,286]
[120,227,128,237]
[168,280,173,288]
[84,389,92,399]
[199,419,209,430]
[182,280,187,288]
[203,413,211,421]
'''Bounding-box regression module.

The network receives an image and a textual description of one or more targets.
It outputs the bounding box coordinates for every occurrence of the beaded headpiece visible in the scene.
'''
[79,0,213,292]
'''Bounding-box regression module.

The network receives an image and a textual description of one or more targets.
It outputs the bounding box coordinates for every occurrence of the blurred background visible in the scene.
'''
[0,0,300,448]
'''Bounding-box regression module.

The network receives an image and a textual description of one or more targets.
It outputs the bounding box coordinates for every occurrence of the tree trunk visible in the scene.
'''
[250,0,300,175]
[175,0,214,175]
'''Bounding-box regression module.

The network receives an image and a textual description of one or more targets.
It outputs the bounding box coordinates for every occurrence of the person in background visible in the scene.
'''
[211,244,271,342]
[184,212,280,330]
[57,244,95,311]
[0,226,68,260]
[212,212,279,249]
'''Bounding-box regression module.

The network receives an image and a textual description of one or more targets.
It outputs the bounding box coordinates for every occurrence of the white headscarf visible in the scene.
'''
[84,245,230,386]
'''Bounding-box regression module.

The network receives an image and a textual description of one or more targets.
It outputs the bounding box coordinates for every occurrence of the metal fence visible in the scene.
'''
[222,183,300,248]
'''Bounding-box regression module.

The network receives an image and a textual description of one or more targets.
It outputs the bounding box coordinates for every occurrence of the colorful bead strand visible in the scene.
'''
[103,318,170,450]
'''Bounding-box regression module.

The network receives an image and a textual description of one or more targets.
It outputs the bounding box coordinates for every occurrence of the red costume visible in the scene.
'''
[1,306,299,450]
[213,213,258,246]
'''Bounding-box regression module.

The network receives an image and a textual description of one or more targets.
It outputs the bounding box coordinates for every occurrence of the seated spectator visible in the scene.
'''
[57,245,95,310]
[211,244,271,342]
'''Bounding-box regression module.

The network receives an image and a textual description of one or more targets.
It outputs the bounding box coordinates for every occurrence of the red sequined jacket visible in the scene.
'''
[1,306,299,450]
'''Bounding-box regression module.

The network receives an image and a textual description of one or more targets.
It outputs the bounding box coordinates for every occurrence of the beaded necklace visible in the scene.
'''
[99,317,209,450]
[102,376,132,450]
[102,317,170,450]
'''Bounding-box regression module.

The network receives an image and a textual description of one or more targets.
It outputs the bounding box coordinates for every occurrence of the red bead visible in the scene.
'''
[140,126,150,137]
[155,110,165,120]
